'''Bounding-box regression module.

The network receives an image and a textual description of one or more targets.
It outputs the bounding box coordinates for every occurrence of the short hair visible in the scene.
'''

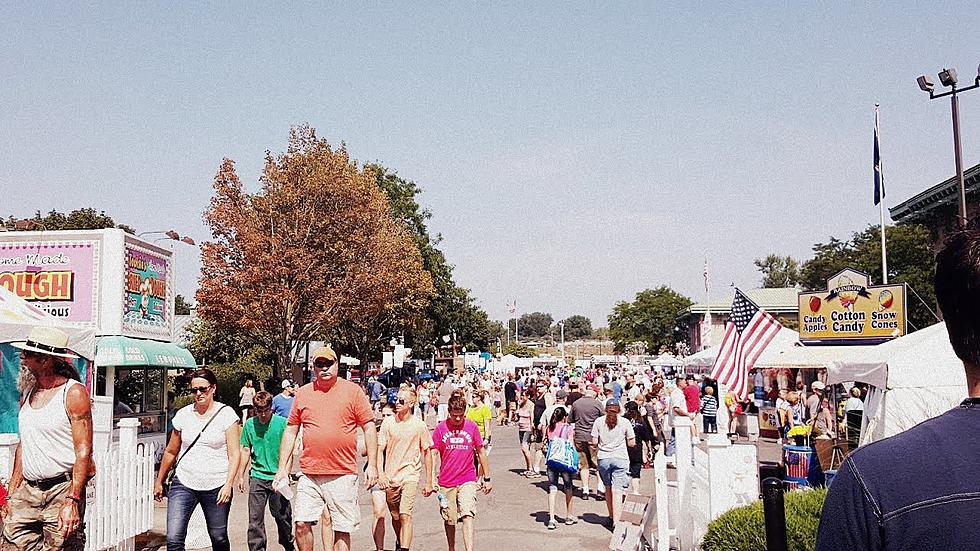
[448,391,467,411]
[850,386,862,398]
[189,368,218,387]
[253,391,273,408]
[936,225,980,367]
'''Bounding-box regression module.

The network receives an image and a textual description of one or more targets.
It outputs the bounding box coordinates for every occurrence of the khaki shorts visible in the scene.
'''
[2,479,85,550]
[440,481,478,524]
[294,474,360,533]
[384,480,419,520]
[575,440,599,470]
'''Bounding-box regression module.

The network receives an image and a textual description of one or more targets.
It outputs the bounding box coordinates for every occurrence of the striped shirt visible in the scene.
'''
[700,395,719,417]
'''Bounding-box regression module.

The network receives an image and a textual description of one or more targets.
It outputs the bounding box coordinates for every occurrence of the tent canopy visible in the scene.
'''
[0,286,95,360]
[754,343,874,372]
[95,335,196,368]
[683,327,801,371]
[651,352,682,367]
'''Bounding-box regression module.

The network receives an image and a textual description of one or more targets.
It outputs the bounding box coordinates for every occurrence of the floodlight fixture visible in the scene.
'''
[917,75,935,92]
[938,68,958,88]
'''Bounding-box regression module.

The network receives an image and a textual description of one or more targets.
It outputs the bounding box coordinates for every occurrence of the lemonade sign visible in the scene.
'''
[798,268,906,344]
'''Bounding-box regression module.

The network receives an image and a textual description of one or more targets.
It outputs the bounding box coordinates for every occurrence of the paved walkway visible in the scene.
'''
[145,419,657,550]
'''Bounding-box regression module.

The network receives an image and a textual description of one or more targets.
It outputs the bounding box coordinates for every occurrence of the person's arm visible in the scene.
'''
[477,446,492,494]
[275,424,299,482]
[361,420,378,488]
[422,447,435,496]
[376,423,388,489]
[59,384,93,539]
[218,421,241,505]
[483,415,492,444]
[237,446,252,493]
[155,428,182,500]
[8,443,23,494]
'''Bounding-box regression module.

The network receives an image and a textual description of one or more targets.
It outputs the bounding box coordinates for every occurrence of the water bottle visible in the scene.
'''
[436,491,448,510]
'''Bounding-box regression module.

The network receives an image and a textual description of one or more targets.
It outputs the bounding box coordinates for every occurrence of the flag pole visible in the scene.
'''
[875,103,889,284]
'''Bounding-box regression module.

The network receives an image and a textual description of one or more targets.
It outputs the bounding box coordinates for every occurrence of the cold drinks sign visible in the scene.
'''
[798,268,906,345]
[0,241,98,324]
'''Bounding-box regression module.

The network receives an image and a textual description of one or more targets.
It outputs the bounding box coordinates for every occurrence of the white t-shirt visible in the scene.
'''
[590,415,635,461]
[668,387,688,428]
[172,402,239,491]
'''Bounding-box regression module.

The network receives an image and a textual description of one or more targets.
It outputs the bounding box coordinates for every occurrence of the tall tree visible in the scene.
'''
[360,164,500,355]
[608,286,693,353]
[754,254,801,288]
[799,224,936,331]
[197,126,434,379]
[559,315,593,339]
[518,312,554,338]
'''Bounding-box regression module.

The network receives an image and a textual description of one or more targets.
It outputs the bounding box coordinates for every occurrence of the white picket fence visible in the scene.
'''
[83,416,156,551]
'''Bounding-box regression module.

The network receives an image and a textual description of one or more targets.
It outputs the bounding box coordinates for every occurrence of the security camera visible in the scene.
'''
[917,75,935,92]
[938,68,958,87]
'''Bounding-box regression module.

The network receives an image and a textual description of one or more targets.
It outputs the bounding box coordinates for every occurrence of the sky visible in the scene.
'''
[2,3,979,327]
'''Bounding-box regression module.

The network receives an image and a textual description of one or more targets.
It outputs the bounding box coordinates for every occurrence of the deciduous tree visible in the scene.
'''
[608,286,692,353]
[196,126,434,379]
[559,315,593,339]
[754,254,801,288]
[518,312,553,338]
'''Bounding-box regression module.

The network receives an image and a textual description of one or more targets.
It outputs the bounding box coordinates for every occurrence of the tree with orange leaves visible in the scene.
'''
[196,125,433,379]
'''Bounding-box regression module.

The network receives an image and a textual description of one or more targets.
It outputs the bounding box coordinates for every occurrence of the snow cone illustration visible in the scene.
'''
[878,289,894,311]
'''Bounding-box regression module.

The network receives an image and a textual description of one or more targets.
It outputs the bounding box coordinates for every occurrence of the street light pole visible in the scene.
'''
[917,65,980,227]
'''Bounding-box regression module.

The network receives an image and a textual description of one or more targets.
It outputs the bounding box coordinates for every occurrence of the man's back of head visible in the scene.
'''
[936,224,980,370]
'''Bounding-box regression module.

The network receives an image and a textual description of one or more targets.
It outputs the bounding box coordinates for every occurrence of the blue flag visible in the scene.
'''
[874,107,884,206]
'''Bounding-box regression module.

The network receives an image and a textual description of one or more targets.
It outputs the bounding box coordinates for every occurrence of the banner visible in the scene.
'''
[799,268,906,344]
[122,244,170,338]
[0,241,98,324]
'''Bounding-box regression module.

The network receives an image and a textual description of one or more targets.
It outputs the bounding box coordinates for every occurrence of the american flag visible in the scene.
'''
[710,289,783,400]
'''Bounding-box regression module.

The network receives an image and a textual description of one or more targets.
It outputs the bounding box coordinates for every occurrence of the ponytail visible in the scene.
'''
[605,408,618,430]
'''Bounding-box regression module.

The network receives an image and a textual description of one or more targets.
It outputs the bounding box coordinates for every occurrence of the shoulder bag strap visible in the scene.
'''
[173,405,229,470]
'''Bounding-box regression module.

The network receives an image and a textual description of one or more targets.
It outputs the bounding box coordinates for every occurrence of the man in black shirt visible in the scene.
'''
[816,225,980,550]
[503,376,518,425]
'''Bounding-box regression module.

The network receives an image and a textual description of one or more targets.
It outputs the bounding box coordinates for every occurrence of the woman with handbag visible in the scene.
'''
[154,368,241,551]
[544,406,576,530]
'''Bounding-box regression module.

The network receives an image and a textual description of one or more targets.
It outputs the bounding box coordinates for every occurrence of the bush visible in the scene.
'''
[701,487,827,551]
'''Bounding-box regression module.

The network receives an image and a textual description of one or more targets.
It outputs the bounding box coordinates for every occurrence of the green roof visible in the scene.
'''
[889,162,980,223]
[679,287,799,319]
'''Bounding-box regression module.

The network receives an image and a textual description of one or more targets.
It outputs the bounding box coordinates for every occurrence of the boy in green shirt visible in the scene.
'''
[237,391,294,551]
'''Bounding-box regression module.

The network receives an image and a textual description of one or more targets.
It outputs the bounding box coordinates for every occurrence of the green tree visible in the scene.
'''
[608,286,693,353]
[363,164,500,355]
[754,254,801,288]
[799,224,936,331]
[502,342,535,357]
[559,315,593,339]
[518,312,553,338]
[4,208,134,233]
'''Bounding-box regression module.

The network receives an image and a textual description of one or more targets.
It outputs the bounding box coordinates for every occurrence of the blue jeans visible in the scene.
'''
[166,477,231,551]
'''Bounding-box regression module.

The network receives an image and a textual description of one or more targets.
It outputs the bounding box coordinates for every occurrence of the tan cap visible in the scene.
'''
[811,380,826,391]
[311,346,338,362]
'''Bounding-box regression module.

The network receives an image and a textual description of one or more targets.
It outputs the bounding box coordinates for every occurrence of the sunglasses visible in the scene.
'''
[397,398,409,405]
[190,386,211,395]
[314,359,336,368]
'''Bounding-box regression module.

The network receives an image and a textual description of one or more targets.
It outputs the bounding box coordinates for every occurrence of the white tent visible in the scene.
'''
[827,322,966,445]
[651,352,682,367]
[682,327,802,371]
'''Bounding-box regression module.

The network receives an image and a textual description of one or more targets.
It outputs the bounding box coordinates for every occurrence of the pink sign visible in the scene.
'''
[0,242,97,324]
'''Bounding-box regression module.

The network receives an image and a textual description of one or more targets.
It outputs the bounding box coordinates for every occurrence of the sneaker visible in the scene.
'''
[565,517,578,525]
[547,520,557,530]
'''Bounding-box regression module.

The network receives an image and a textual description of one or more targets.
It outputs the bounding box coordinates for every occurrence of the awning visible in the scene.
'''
[96,336,197,368]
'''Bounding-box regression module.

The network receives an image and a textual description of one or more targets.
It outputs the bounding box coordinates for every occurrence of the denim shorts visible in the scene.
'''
[547,467,573,491]
[597,457,631,491]
[518,430,531,445]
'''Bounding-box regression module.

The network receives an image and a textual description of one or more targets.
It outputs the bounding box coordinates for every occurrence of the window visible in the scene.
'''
[114,367,166,434]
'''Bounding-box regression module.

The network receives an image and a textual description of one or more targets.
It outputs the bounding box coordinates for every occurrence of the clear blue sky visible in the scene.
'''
[3,3,978,326]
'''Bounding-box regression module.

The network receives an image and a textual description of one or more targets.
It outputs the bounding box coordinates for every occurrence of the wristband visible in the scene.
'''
[66,494,81,503]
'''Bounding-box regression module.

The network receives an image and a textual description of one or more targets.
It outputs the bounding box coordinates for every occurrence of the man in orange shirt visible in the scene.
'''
[275,346,378,551]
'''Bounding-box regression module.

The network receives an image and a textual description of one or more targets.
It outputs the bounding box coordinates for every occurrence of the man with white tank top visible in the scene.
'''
[1,326,93,551]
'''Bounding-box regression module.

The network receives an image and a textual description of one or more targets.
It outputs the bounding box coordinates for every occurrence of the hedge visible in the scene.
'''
[701,487,827,551]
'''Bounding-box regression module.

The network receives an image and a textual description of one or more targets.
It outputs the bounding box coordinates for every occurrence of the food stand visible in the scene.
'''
[0,229,195,454]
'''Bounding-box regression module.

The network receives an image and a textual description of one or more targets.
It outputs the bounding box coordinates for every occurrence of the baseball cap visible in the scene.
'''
[281,379,294,389]
[811,381,826,391]
[311,346,338,362]
[605,398,620,409]
[556,390,568,399]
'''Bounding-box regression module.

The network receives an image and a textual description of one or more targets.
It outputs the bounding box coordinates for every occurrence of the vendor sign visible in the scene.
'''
[0,241,98,325]
[799,268,906,344]
[122,244,170,339]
